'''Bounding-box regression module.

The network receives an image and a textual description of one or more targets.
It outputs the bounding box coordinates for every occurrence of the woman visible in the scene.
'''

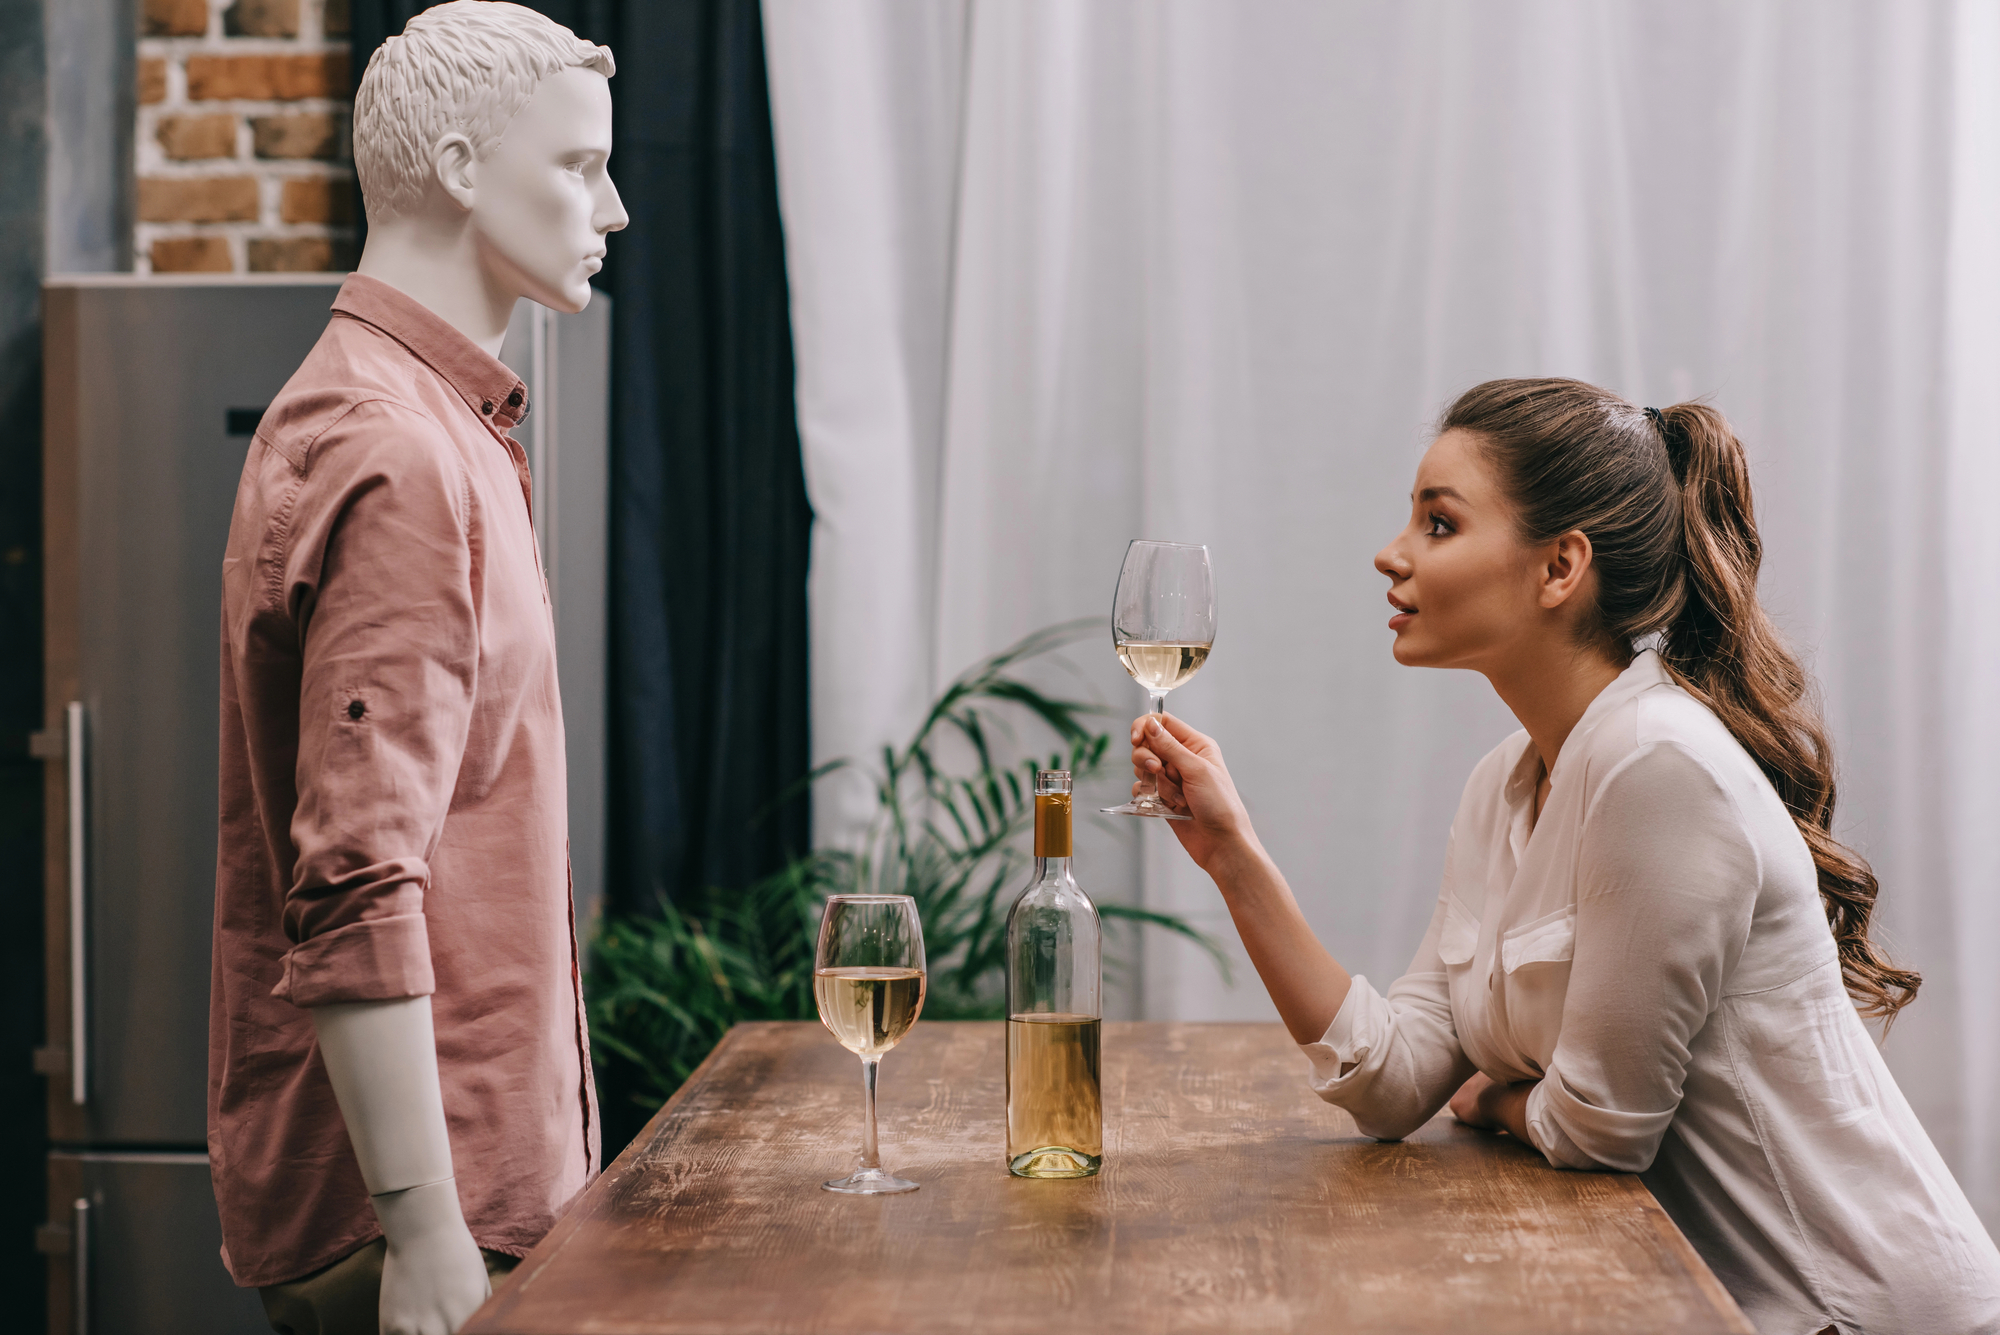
[1130,380,2000,1335]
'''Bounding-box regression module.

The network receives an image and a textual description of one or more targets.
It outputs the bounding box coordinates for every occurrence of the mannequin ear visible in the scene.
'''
[1537,529,1595,610]
[432,133,478,212]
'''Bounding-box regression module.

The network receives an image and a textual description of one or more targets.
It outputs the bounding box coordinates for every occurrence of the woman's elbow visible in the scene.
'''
[1343,1096,1438,1144]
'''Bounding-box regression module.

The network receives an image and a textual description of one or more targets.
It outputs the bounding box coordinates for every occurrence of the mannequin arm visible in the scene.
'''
[312,997,456,1192]
[312,997,490,1334]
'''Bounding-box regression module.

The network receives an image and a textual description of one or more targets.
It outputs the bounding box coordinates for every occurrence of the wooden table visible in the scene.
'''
[465,1022,1752,1334]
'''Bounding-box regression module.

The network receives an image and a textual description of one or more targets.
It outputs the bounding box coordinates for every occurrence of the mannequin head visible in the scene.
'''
[353,1,626,315]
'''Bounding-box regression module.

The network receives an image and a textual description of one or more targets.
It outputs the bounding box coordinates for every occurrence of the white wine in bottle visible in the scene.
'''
[1115,640,1210,693]
[1004,771,1103,1178]
[1007,1014,1102,1171]
[814,966,926,1057]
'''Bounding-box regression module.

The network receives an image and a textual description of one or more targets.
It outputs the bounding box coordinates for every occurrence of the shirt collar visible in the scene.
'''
[330,273,531,432]
[1503,648,1674,806]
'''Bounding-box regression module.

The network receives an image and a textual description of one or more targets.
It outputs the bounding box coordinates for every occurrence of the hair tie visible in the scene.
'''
[1645,406,1692,481]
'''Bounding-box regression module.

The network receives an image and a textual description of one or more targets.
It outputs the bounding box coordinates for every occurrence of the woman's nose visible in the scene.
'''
[1375,539,1409,580]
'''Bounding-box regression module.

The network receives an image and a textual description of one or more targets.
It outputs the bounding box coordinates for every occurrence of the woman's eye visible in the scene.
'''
[1425,513,1453,537]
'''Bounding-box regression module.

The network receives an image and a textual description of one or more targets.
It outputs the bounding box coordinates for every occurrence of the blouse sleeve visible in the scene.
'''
[1299,835,1478,1141]
[1523,741,1761,1171]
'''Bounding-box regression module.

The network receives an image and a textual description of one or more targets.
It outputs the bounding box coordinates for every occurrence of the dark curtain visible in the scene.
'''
[350,0,814,918]
[0,0,46,1322]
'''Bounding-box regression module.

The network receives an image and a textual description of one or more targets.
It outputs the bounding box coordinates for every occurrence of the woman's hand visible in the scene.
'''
[1449,1072,1499,1128]
[1129,712,1259,873]
[1449,1070,1540,1141]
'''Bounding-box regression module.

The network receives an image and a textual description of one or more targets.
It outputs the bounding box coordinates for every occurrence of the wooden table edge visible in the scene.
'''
[466,1020,1757,1335]
[470,1022,761,1328]
[1628,1182,1757,1333]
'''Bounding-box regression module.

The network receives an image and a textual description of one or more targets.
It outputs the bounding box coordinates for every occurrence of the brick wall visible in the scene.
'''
[136,0,357,274]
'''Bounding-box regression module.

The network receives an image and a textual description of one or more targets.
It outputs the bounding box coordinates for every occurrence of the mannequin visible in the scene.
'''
[320,6,625,1332]
[208,6,626,1335]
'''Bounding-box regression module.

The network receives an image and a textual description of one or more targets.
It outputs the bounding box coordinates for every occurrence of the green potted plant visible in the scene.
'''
[585,620,1230,1117]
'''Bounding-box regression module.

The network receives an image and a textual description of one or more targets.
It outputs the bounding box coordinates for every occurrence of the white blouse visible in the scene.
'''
[1303,651,2000,1335]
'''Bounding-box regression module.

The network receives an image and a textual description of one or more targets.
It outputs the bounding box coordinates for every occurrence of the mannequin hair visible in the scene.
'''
[1440,377,1921,1023]
[353,0,614,222]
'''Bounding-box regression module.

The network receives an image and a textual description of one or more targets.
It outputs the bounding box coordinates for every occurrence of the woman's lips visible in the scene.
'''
[1387,591,1416,631]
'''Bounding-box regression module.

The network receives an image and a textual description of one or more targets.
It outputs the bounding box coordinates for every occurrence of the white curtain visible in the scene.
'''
[764,0,2000,1231]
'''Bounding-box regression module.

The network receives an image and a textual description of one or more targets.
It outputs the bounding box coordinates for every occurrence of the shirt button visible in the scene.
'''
[506,389,523,408]
[347,700,365,720]
[482,401,494,415]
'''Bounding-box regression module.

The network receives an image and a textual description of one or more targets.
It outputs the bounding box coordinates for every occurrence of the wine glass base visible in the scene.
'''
[1099,799,1192,822]
[822,1168,920,1195]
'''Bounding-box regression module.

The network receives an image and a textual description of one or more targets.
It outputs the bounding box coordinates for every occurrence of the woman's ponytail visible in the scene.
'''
[1444,380,1920,1023]
[1655,405,1920,1022]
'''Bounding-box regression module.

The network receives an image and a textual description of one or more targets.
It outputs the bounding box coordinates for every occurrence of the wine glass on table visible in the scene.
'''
[1102,539,1216,821]
[814,894,928,1194]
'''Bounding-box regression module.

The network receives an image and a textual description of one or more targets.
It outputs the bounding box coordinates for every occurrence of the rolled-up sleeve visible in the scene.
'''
[1301,882,1476,1141]
[267,401,479,1007]
[1524,742,1759,1172]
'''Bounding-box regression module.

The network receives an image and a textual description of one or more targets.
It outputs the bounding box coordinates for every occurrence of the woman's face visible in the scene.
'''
[1373,429,1565,671]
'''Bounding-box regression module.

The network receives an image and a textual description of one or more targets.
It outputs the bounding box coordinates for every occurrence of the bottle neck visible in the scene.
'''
[1032,855,1073,881]
[1033,791,1072,861]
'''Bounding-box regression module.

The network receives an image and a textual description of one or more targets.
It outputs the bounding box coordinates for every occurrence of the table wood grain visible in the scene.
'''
[465,1021,1752,1335]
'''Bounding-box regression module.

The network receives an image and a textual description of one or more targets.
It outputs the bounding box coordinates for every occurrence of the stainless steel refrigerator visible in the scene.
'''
[36,276,610,1334]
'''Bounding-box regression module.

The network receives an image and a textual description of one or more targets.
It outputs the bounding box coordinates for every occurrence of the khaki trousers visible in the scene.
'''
[258,1239,519,1335]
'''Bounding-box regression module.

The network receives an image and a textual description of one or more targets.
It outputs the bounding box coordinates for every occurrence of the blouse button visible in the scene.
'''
[481,401,495,415]
[347,700,365,720]
[506,389,523,408]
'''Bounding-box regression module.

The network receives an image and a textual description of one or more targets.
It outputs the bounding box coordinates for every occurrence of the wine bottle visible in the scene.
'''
[1005,770,1103,1178]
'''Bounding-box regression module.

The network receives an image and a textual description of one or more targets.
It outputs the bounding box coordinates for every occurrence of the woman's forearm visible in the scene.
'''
[1207,839,1353,1044]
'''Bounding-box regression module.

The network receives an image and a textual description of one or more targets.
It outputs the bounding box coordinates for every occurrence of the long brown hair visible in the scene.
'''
[1442,378,1920,1021]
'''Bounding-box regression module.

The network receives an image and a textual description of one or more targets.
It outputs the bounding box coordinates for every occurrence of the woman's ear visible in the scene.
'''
[1538,529,1595,610]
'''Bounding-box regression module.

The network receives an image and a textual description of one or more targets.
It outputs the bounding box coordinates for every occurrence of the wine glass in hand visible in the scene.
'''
[815,895,927,1194]
[1103,540,1216,820]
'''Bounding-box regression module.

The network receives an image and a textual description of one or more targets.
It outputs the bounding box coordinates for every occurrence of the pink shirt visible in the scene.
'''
[210,274,598,1288]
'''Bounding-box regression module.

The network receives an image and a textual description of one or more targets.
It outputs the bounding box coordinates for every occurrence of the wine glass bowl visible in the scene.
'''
[1104,540,1216,820]
[814,894,927,1194]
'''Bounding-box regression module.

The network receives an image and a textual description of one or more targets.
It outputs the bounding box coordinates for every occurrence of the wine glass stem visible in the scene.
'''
[858,1057,882,1172]
[1138,691,1169,801]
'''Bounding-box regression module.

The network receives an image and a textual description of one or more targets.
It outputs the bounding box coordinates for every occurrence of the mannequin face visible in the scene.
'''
[1373,429,1597,672]
[452,66,628,313]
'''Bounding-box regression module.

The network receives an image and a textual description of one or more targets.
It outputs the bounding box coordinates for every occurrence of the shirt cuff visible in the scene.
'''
[271,913,436,1008]
[1525,1067,1677,1172]
[1298,975,1387,1099]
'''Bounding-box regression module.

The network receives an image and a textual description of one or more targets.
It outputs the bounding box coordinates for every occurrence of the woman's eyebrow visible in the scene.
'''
[1415,485,1467,503]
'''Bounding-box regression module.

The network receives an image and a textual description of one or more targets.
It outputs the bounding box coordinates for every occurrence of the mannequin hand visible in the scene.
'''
[373,1178,490,1335]
[1130,713,1259,872]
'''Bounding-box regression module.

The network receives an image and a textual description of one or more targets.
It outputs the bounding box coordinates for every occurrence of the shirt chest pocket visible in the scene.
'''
[1498,905,1576,1066]
[1436,897,1479,967]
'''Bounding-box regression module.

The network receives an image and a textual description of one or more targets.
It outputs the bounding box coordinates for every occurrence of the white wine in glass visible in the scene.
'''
[814,967,925,1057]
[1103,540,1216,820]
[815,895,927,1194]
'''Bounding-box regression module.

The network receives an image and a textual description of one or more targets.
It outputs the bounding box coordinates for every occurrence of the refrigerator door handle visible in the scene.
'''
[67,700,86,1107]
[72,1195,90,1335]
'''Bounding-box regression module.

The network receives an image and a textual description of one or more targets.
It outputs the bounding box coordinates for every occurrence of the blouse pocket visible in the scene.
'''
[1437,896,1479,967]
[1499,905,1577,1068]
[1500,904,1576,973]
